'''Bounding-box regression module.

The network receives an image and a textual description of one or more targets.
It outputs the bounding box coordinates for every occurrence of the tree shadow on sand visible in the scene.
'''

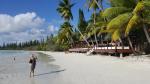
[34,69,66,77]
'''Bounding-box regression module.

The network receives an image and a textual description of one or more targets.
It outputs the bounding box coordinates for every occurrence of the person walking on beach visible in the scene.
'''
[14,57,15,61]
[29,54,37,77]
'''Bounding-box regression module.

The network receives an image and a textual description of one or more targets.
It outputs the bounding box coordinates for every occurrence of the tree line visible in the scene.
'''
[0,40,41,50]
[0,34,68,51]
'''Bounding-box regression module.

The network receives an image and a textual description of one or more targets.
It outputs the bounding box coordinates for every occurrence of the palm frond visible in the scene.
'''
[100,28,116,33]
[107,13,132,30]
[125,14,141,36]
[143,1,150,8]
[133,1,150,14]
[102,7,131,20]
[57,0,74,21]
[110,0,136,8]
[57,22,74,44]
[106,13,132,41]
[112,29,120,41]
[133,1,144,14]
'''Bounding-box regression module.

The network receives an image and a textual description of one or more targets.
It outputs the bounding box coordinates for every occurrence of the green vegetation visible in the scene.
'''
[55,0,150,54]
[0,40,40,50]
[0,34,66,51]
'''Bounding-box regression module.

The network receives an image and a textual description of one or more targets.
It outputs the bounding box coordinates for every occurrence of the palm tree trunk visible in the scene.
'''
[119,38,123,46]
[76,27,91,47]
[143,24,150,44]
[93,10,99,46]
[93,0,105,45]
[127,36,135,54]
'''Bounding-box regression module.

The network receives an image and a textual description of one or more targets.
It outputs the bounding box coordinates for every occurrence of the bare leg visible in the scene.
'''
[30,69,34,77]
[30,71,32,77]
[33,70,34,77]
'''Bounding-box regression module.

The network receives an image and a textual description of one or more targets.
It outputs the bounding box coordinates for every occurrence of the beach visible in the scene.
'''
[1,51,150,84]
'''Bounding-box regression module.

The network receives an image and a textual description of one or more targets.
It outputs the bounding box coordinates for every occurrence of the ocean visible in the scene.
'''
[0,50,61,84]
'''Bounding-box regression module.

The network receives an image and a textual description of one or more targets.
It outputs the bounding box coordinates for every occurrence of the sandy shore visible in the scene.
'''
[1,51,150,84]
[40,51,150,84]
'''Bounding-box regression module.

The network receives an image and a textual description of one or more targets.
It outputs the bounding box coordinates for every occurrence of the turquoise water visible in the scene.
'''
[0,50,66,84]
[0,50,59,74]
[0,50,31,57]
[0,50,32,65]
[0,50,64,84]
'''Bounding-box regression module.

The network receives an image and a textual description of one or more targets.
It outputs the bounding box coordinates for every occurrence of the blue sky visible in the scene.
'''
[0,0,109,44]
[0,0,91,26]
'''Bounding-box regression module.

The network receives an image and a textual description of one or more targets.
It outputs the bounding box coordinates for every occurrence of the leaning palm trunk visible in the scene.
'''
[76,27,91,47]
[93,10,99,46]
[94,29,98,46]
[143,24,150,44]
[119,38,124,47]
[127,36,135,54]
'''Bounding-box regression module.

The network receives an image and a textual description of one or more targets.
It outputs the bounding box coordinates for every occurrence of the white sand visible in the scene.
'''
[41,51,150,84]
[1,51,150,84]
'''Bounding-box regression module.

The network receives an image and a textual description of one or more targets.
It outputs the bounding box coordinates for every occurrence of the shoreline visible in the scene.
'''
[1,51,150,84]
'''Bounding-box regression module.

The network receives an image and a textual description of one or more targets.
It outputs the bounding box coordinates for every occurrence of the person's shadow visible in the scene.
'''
[34,69,66,77]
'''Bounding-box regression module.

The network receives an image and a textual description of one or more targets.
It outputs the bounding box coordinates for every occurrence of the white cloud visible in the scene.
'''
[0,12,45,33]
[0,12,59,44]
[48,25,58,34]
[0,30,47,44]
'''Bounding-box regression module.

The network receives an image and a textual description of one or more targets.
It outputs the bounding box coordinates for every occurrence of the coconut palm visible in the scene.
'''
[85,12,107,42]
[57,0,74,21]
[125,1,150,43]
[57,22,73,44]
[86,0,104,46]
[57,0,74,46]
[102,0,150,52]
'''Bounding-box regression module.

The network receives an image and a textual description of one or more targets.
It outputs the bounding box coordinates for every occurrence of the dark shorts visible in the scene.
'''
[31,64,36,71]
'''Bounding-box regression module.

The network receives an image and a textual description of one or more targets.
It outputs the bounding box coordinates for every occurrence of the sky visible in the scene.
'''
[0,0,109,45]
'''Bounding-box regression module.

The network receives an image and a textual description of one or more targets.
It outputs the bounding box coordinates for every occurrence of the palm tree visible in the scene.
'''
[102,0,150,52]
[57,22,73,44]
[57,0,74,22]
[86,0,104,46]
[85,12,107,43]
[125,1,150,43]
[57,0,74,46]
